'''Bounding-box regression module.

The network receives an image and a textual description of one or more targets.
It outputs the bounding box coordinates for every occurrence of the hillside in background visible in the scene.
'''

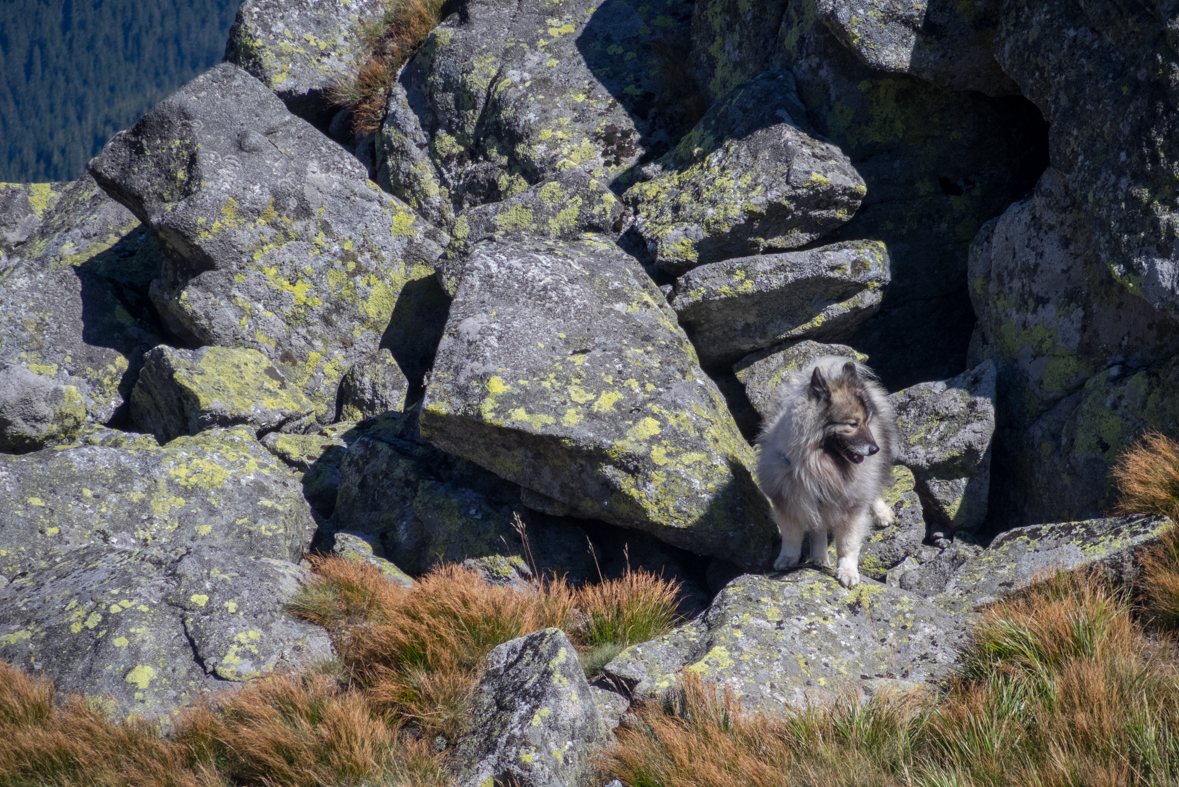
[0,0,242,183]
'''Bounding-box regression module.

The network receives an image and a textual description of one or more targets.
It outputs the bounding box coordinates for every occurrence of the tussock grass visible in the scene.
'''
[330,0,451,135]
[602,571,1179,787]
[1116,431,1179,629]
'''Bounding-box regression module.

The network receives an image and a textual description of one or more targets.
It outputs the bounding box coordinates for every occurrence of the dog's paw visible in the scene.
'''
[835,565,861,589]
[774,547,801,571]
[873,498,895,526]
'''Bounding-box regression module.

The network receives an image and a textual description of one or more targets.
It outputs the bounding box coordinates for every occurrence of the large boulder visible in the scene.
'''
[0,258,159,423]
[734,340,868,424]
[861,465,927,579]
[605,571,969,714]
[131,345,316,443]
[669,240,889,365]
[626,71,866,274]
[994,0,1179,320]
[0,426,329,716]
[891,360,996,533]
[224,0,384,125]
[452,628,611,787]
[381,0,694,218]
[0,364,86,453]
[89,63,448,423]
[420,237,775,569]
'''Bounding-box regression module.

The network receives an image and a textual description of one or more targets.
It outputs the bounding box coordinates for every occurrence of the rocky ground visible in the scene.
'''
[2,0,1178,783]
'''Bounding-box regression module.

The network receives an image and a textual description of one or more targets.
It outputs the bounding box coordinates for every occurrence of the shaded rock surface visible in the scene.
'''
[0,426,328,716]
[421,237,774,569]
[735,340,868,424]
[605,571,969,714]
[670,240,889,365]
[816,0,1016,95]
[0,364,86,453]
[383,0,695,218]
[861,465,927,579]
[262,425,353,516]
[89,63,447,422]
[224,0,384,126]
[453,628,610,787]
[0,182,66,254]
[627,71,866,274]
[335,348,409,422]
[891,360,995,533]
[330,531,415,588]
[132,345,316,443]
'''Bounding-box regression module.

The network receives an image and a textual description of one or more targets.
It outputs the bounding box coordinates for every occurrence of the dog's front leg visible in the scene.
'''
[833,508,870,588]
[772,505,806,570]
[809,527,831,567]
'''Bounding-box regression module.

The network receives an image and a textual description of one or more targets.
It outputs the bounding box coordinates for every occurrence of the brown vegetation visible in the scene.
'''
[1115,430,1179,629]
[330,0,451,136]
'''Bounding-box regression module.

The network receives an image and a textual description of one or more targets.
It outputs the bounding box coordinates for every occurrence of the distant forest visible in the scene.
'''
[0,0,242,183]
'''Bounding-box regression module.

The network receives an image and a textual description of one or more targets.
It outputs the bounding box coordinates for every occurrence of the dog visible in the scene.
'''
[756,356,898,588]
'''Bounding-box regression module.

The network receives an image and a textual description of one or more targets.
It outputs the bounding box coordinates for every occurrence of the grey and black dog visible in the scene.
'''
[756,356,898,588]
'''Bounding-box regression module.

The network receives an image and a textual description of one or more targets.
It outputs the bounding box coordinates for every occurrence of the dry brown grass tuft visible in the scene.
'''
[286,552,408,630]
[330,0,451,135]
[0,662,200,787]
[1114,431,1179,523]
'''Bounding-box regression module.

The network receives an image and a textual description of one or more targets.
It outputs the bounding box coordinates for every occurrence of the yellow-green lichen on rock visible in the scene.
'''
[420,236,774,569]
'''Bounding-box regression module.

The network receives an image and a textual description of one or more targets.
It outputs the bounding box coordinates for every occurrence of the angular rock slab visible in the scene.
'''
[0,547,332,717]
[933,515,1173,614]
[385,0,693,215]
[734,340,867,423]
[626,71,866,274]
[995,0,1179,319]
[330,531,415,588]
[670,240,889,365]
[815,0,1016,96]
[421,237,775,569]
[0,258,159,423]
[0,182,65,254]
[891,360,995,533]
[0,426,316,578]
[453,628,610,787]
[0,364,86,453]
[89,63,447,422]
[337,348,408,422]
[224,0,383,124]
[132,345,316,443]
[605,571,968,714]
[861,465,927,579]
[12,174,143,271]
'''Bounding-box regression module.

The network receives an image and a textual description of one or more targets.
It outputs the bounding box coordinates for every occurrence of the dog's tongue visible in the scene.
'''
[851,453,865,464]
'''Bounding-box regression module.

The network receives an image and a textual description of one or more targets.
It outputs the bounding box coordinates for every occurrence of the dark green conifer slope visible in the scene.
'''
[0,0,241,183]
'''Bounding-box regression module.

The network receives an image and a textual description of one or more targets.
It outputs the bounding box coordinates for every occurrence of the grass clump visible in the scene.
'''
[1115,431,1179,629]
[602,570,1179,787]
[331,0,451,135]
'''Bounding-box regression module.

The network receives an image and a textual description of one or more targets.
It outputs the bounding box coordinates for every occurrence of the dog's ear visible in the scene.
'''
[842,361,858,379]
[809,367,830,401]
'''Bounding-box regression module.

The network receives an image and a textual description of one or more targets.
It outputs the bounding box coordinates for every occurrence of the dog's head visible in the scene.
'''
[808,362,879,465]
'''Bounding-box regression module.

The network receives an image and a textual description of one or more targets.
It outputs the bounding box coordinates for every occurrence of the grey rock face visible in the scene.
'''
[331,531,415,588]
[994,0,1179,320]
[131,345,316,443]
[0,364,86,453]
[0,182,65,254]
[384,0,694,218]
[0,426,328,716]
[420,237,774,569]
[444,168,626,266]
[627,71,866,274]
[670,241,890,365]
[605,571,969,714]
[337,348,409,422]
[930,516,1173,614]
[0,259,159,423]
[453,628,610,787]
[734,340,868,424]
[861,465,927,579]
[968,170,1179,430]
[891,360,996,533]
[89,63,447,423]
[816,0,1016,95]
[224,0,384,124]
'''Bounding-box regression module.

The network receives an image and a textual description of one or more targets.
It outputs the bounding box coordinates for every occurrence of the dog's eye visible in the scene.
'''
[847,420,859,428]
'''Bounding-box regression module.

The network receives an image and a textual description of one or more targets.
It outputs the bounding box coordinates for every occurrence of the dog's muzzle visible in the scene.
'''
[848,442,878,464]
